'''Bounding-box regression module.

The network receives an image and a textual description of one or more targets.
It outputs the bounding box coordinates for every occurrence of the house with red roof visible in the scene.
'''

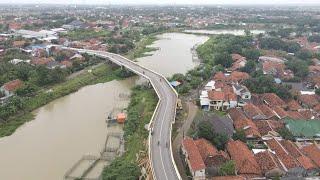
[194,139,229,167]
[182,137,206,179]
[261,93,287,108]
[182,137,229,179]
[226,140,262,178]
[0,79,23,104]
[301,144,320,169]
[257,104,278,120]
[254,150,285,178]
[208,89,237,111]
[266,138,306,176]
[254,120,283,140]
[243,103,267,120]
[297,94,320,109]
[228,108,261,139]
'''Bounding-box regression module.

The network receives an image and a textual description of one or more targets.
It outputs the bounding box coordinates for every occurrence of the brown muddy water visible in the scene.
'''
[0,33,208,180]
[0,78,136,180]
[137,33,209,77]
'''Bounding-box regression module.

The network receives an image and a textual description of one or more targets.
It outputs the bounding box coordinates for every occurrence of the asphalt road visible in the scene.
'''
[68,48,180,180]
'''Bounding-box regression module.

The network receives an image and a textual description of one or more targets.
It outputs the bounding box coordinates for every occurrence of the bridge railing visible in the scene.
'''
[62,47,181,180]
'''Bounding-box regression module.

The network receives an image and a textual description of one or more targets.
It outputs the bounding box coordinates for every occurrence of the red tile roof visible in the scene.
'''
[232,54,246,62]
[254,150,284,175]
[254,121,274,136]
[299,109,315,119]
[297,155,317,170]
[61,60,72,68]
[243,103,266,120]
[226,140,262,176]
[12,40,26,47]
[262,61,285,75]
[287,100,303,111]
[257,105,277,119]
[208,91,225,101]
[314,104,320,113]
[298,94,320,108]
[262,93,286,108]
[182,137,206,171]
[301,144,320,168]
[208,90,237,102]
[31,57,54,66]
[272,106,288,119]
[233,118,261,138]
[266,139,300,170]
[194,138,229,167]
[211,176,245,180]
[214,72,227,82]
[280,140,302,158]
[211,176,246,180]
[286,111,305,120]
[3,79,23,92]
[229,71,250,82]
[228,108,247,122]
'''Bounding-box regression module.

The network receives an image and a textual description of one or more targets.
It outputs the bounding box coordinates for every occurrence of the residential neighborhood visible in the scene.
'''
[0,3,320,180]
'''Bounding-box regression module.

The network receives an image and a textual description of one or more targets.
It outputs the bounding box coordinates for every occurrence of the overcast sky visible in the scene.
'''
[2,0,320,5]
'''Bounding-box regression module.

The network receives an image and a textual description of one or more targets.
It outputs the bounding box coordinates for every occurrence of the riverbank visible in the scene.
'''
[126,35,158,60]
[102,85,158,179]
[0,64,125,137]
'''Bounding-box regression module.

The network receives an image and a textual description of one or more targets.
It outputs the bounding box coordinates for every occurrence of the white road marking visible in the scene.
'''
[158,80,170,180]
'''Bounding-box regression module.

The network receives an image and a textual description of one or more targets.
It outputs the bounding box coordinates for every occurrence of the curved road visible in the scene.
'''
[65,48,181,180]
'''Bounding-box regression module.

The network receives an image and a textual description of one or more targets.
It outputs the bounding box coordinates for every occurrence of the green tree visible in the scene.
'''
[242,49,260,60]
[102,157,140,180]
[240,60,256,74]
[308,35,320,43]
[232,129,246,142]
[16,83,38,97]
[285,42,301,53]
[197,121,214,140]
[296,49,313,60]
[214,64,225,72]
[212,133,229,150]
[278,127,295,141]
[218,161,236,176]
[15,63,33,81]
[316,88,320,96]
[285,59,309,78]
[214,52,233,68]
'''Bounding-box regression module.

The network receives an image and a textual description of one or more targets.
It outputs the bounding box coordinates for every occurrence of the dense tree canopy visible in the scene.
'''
[285,59,309,78]
[197,121,229,150]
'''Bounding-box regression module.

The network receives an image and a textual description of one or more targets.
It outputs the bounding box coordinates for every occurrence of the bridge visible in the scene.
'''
[63,47,182,180]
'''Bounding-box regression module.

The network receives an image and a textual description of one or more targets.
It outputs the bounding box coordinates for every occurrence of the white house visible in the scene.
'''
[182,138,206,180]
[208,90,237,111]
[0,79,23,104]
[233,84,251,100]
[204,80,215,91]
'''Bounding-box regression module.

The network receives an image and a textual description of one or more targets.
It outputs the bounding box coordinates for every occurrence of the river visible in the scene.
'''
[137,33,209,77]
[0,78,135,180]
[0,33,208,180]
[184,29,266,35]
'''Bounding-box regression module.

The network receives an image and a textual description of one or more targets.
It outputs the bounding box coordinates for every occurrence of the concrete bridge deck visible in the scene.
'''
[63,47,181,180]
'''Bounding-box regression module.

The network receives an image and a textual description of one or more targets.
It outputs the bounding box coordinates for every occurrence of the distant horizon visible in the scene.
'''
[1,0,320,6]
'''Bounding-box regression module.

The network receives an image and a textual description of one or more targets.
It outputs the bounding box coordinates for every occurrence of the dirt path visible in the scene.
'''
[172,101,198,180]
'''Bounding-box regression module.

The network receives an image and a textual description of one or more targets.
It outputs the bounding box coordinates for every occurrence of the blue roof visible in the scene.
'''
[274,78,282,84]
[170,81,181,87]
